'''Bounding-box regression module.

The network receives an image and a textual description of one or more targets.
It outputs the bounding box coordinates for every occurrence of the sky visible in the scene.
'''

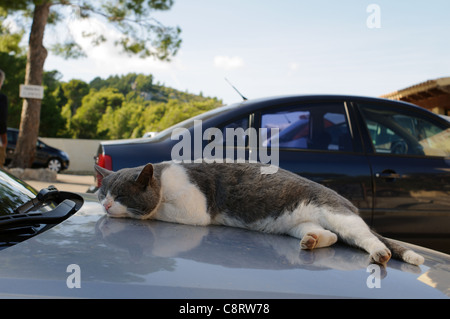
[42,0,450,105]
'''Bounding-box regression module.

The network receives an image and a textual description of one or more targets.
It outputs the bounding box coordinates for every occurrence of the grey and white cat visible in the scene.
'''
[95,161,424,266]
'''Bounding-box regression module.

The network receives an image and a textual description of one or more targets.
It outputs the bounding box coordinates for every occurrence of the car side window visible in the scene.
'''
[359,103,450,156]
[7,130,17,144]
[260,103,353,152]
[220,116,250,146]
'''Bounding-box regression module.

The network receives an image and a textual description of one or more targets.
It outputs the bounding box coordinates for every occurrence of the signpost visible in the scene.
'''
[19,84,44,99]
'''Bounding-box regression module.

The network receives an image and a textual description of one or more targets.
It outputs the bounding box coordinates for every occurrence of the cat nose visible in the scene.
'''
[103,202,112,211]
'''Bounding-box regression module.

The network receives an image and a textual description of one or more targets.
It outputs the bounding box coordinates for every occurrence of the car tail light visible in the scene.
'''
[95,153,112,187]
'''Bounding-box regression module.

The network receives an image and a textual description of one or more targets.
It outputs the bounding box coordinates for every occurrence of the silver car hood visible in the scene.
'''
[0,194,448,299]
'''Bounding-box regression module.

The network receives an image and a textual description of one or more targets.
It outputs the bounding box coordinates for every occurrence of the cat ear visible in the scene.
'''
[136,163,154,188]
[95,165,113,177]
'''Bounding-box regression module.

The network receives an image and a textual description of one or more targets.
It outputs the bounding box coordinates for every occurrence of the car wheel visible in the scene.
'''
[47,158,62,172]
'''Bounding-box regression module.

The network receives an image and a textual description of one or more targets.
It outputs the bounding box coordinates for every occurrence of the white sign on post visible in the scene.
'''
[19,84,44,99]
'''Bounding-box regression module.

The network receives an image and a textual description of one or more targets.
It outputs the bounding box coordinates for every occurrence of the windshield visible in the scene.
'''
[0,169,84,251]
[0,169,58,250]
[0,170,38,216]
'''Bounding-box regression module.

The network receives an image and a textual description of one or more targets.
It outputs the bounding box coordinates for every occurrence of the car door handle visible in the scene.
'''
[375,170,401,180]
[376,172,401,178]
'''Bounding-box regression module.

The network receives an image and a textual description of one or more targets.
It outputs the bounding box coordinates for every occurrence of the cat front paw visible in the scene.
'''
[370,248,392,265]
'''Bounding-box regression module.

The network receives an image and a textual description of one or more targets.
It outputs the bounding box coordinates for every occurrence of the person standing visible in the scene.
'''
[0,70,8,168]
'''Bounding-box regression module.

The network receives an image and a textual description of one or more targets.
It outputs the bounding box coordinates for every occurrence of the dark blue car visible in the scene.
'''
[6,128,70,172]
[95,95,450,253]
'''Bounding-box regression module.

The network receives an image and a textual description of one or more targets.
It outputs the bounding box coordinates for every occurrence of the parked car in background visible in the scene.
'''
[0,168,449,299]
[96,95,450,253]
[5,128,70,172]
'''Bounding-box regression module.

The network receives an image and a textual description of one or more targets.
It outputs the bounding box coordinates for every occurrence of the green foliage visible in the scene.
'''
[50,41,87,59]
[0,30,25,56]
[0,0,30,12]
[97,0,182,59]
[39,70,67,137]
[1,0,182,60]
[54,73,223,140]
[60,79,90,115]
[0,18,26,128]
[90,73,153,96]
[98,99,144,139]
[0,67,222,140]
[0,52,26,128]
[71,87,125,139]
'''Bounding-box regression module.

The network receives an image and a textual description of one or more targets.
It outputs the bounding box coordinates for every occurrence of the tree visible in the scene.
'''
[39,71,66,137]
[1,0,182,168]
[10,1,51,168]
[61,79,90,116]
[97,100,145,140]
[60,79,90,135]
[70,88,124,139]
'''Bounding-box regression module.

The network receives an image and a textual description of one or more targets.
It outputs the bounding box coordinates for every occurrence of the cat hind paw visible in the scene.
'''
[402,250,424,266]
[300,233,319,250]
[300,231,338,250]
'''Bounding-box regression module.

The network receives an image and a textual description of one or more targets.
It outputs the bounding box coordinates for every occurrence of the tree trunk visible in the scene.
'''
[11,1,51,168]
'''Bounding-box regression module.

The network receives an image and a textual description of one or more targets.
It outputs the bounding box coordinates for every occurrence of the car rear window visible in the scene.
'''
[359,103,450,156]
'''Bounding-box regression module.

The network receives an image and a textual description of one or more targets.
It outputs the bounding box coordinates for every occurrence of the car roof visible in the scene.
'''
[0,196,448,299]
[102,94,439,148]
[225,94,441,119]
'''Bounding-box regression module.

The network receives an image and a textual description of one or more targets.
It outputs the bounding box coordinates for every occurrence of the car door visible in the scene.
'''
[254,100,374,223]
[34,140,49,166]
[355,101,450,251]
[5,129,18,163]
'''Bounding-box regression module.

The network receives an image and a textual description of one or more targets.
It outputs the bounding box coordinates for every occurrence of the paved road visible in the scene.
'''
[25,174,96,193]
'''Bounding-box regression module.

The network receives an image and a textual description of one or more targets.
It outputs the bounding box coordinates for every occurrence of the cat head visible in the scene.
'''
[95,163,161,219]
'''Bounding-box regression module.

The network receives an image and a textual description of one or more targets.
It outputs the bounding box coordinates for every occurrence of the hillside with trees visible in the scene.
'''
[7,70,223,140]
[59,73,222,140]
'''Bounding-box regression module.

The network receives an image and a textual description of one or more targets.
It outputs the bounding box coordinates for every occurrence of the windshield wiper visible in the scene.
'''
[0,186,80,230]
[15,185,60,214]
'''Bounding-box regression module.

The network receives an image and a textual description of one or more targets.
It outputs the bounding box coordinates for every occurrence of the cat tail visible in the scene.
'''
[371,231,424,266]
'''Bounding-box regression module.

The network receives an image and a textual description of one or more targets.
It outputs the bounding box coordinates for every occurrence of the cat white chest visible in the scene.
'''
[153,163,211,226]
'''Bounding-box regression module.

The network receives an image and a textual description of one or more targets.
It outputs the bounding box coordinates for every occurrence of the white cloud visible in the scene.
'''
[289,62,300,71]
[213,55,244,70]
[3,15,22,34]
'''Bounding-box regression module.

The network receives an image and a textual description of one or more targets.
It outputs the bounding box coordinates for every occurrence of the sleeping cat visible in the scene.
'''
[95,161,424,266]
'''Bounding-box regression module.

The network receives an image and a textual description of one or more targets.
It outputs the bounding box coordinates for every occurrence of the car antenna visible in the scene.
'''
[225,78,247,101]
